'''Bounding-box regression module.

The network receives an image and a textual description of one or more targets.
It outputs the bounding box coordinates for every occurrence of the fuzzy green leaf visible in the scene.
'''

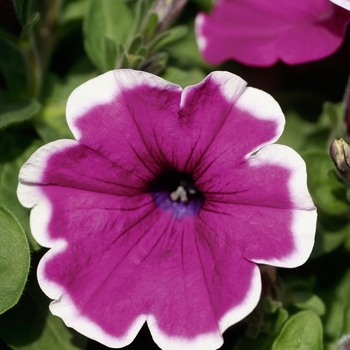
[290,292,325,316]
[272,311,323,350]
[0,206,30,314]
[83,0,133,71]
[303,151,349,215]
[0,98,41,128]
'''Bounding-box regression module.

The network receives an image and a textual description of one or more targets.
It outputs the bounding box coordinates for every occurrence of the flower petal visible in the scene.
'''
[17,138,154,246]
[199,144,316,267]
[195,0,350,66]
[28,177,260,349]
[171,71,247,172]
[193,86,285,184]
[67,69,183,174]
[67,70,248,175]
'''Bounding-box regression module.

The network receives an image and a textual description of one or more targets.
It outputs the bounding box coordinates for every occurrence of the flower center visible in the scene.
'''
[148,170,203,219]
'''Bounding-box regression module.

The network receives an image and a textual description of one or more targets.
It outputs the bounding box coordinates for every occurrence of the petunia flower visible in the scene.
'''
[195,0,350,66]
[331,0,350,10]
[17,69,317,350]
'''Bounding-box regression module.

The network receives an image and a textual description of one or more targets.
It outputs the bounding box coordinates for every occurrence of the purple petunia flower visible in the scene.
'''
[195,0,350,66]
[17,70,317,350]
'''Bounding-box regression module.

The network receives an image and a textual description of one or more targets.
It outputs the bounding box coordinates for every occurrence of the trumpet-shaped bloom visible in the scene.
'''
[195,0,350,66]
[17,70,317,350]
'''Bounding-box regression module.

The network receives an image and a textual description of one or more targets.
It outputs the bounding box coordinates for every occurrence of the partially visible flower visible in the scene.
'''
[195,0,350,66]
[331,0,350,10]
[330,138,350,185]
[152,0,188,33]
[17,69,317,350]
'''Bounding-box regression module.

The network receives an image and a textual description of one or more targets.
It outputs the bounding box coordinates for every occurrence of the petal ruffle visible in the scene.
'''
[195,0,350,66]
[66,70,248,175]
[67,69,182,175]
[199,144,316,267]
[171,71,247,172]
[27,179,260,349]
[193,86,285,185]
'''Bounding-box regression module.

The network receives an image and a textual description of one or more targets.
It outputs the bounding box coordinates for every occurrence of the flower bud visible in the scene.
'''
[330,138,350,185]
[152,0,188,32]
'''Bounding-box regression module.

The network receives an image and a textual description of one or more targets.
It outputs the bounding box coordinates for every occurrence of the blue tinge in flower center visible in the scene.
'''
[149,171,203,220]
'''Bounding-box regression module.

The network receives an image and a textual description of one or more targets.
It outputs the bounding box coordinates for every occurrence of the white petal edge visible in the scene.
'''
[330,0,350,10]
[180,71,247,110]
[38,242,261,350]
[17,139,79,248]
[218,264,261,333]
[38,245,147,348]
[235,86,286,158]
[18,139,78,184]
[148,264,261,350]
[194,13,209,54]
[66,69,182,140]
[249,144,317,268]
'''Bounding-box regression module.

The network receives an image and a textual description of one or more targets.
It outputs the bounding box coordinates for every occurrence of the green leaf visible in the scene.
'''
[102,36,117,71]
[289,292,325,316]
[323,270,350,341]
[35,72,96,143]
[163,20,209,69]
[190,0,214,12]
[278,111,318,153]
[142,12,158,41]
[0,37,30,97]
[161,66,206,88]
[149,25,188,53]
[14,0,36,27]
[128,34,143,55]
[0,98,41,128]
[60,0,88,24]
[0,205,30,314]
[21,12,40,36]
[0,125,42,250]
[273,308,289,333]
[303,151,349,215]
[311,218,350,257]
[272,311,323,350]
[83,0,133,71]
[0,273,87,350]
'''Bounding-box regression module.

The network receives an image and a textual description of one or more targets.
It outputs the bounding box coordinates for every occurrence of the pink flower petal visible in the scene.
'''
[67,69,182,176]
[68,70,248,175]
[192,86,285,183]
[195,0,350,66]
[199,144,316,268]
[17,69,317,349]
[26,179,260,349]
